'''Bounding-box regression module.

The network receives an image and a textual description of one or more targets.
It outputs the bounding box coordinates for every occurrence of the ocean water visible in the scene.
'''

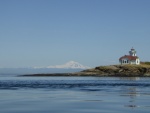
[0,75,150,113]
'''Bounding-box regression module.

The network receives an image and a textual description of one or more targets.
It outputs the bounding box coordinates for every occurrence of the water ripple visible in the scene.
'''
[0,80,150,89]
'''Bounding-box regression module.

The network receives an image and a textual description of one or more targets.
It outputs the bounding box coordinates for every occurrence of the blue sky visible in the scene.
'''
[0,0,150,68]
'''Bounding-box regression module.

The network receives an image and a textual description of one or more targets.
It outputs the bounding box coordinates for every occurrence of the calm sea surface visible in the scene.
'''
[0,75,150,113]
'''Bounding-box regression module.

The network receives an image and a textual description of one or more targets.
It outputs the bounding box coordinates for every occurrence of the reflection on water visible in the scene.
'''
[119,77,140,109]
[119,77,140,80]
[124,87,139,109]
[0,76,150,113]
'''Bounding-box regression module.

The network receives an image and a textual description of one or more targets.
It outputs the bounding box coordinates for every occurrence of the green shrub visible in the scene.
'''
[144,62,150,65]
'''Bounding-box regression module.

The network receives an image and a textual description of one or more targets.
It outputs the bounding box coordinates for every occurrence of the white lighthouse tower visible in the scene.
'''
[129,47,137,56]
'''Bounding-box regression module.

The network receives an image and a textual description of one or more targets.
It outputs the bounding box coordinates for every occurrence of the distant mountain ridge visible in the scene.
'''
[35,61,90,69]
[0,61,90,75]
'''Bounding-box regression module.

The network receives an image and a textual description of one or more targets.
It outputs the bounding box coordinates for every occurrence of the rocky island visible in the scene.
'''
[77,64,150,77]
[21,64,150,77]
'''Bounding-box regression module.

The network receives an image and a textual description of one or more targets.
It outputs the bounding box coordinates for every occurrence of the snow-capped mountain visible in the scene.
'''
[46,61,90,69]
[0,61,90,75]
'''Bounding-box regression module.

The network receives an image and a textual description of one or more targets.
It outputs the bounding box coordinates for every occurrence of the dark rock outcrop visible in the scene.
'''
[77,64,150,76]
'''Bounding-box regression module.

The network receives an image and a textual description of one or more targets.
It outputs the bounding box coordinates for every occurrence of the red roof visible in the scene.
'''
[119,55,138,61]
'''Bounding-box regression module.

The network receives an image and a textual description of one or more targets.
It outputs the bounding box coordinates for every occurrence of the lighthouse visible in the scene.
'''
[119,48,140,65]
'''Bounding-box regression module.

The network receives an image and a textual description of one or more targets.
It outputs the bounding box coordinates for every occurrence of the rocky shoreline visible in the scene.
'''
[20,64,150,77]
